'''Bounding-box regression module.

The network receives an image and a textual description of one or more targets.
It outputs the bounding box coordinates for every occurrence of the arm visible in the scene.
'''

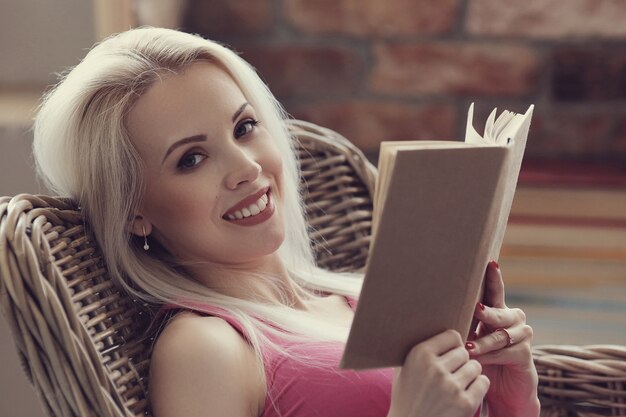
[149,313,263,417]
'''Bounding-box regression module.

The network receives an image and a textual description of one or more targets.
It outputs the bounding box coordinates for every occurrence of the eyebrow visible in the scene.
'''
[162,134,206,164]
[161,102,251,164]
[232,102,249,122]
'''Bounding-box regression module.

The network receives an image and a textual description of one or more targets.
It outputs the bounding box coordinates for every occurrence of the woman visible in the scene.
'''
[33,27,540,417]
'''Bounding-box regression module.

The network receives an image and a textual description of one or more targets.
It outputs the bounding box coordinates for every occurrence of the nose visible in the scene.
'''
[223,146,262,190]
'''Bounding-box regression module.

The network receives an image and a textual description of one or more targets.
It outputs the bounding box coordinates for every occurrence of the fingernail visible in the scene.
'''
[489,260,500,270]
[465,342,475,350]
[477,302,485,311]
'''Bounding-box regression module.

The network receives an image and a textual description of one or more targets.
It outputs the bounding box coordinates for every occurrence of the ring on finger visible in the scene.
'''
[495,327,514,348]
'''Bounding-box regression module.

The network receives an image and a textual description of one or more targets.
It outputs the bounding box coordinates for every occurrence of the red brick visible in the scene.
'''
[369,43,539,97]
[552,46,626,101]
[238,45,364,100]
[527,109,615,159]
[467,0,626,39]
[289,101,457,153]
[183,0,272,36]
[285,0,458,37]
[467,104,625,160]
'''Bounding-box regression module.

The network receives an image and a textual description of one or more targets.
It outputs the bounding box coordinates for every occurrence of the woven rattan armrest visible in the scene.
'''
[533,344,626,416]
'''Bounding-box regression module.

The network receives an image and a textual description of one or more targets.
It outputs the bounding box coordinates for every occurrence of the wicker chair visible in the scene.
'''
[1,120,624,417]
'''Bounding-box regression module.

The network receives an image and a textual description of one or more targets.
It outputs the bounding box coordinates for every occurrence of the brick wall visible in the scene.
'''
[181,0,626,162]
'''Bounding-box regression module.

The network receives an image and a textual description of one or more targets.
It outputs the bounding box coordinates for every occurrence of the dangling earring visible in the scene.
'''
[142,225,149,251]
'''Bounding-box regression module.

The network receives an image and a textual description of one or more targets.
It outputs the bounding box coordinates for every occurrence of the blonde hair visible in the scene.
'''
[33,27,363,392]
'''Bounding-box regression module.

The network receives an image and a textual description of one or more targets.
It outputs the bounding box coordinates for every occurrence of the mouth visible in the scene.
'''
[223,186,272,221]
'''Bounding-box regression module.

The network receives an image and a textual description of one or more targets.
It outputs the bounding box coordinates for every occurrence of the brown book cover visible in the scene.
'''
[340,104,534,370]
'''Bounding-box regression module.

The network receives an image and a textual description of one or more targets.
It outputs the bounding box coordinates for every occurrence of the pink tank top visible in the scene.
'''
[158,296,481,417]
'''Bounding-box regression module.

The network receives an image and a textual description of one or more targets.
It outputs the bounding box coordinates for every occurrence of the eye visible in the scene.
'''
[234,119,259,139]
[177,152,207,171]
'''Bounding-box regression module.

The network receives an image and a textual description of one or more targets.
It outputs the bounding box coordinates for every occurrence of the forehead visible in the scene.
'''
[125,61,247,158]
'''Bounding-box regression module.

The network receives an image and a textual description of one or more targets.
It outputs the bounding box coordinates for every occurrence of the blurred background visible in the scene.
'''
[1,1,625,416]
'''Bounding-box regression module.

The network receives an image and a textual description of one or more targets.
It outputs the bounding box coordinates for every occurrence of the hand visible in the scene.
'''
[387,330,489,417]
[466,261,540,417]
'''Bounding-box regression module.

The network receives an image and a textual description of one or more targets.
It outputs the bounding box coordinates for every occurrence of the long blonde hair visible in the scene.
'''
[33,27,363,387]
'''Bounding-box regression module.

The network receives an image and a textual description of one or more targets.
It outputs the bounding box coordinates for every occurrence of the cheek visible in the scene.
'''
[143,179,219,227]
[264,142,285,181]
[270,154,284,180]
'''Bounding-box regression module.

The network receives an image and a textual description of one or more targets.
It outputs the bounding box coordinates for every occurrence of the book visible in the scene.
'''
[340,104,534,370]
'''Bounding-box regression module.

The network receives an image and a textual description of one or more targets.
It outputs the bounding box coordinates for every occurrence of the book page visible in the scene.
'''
[464,104,535,260]
[465,103,487,145]
[486,106,534,261]
[465,103,519,146]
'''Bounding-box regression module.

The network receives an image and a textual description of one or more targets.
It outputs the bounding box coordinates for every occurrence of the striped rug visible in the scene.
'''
[506,285,626,345]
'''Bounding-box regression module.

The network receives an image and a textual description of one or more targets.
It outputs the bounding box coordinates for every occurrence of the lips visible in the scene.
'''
[222,187,269,220]
[223,188,275,226]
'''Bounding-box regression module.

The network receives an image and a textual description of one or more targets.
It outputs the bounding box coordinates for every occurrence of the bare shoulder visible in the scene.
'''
[149,311,265,417]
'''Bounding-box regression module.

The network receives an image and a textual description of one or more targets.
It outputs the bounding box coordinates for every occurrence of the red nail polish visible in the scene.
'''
[465,342,475,350]
[489,260,500,270]
[477,302,485,311]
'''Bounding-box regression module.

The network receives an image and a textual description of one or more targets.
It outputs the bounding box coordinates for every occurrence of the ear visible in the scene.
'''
[131,215,153,238]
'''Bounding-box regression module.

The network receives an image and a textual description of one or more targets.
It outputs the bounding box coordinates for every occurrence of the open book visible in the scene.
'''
[340,104,534,370]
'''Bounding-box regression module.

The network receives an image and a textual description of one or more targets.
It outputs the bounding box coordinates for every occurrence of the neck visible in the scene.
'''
[184,253,315,310]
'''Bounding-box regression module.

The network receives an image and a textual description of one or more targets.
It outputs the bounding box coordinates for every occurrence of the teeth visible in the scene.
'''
[226,193,269,220]
[257,197,267,211]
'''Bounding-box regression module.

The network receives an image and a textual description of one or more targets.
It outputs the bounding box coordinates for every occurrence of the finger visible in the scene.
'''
[465,374,490,403]
[474,303,527,330]
[467,324,533,356]
[483,260,506,308]
[427,329,464,355]
[440,345,470,372]
[411,329,463,359]
[474,321,492,339]
[453,359,483,389]
[471,342,533,367]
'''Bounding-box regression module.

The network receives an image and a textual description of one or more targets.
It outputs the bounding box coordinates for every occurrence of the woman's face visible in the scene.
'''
[126,61,285,269]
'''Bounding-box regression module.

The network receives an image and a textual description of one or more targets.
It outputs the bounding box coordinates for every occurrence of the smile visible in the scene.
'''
[226,192,268,220]
[223,188,275,226]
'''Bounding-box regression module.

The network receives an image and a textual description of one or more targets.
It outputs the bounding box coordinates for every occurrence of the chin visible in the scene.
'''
[264,232,286,255]
[235,231,285,262]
